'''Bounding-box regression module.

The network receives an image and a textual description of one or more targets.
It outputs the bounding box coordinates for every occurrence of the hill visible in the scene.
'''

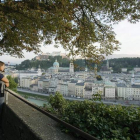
[16,57,140,73]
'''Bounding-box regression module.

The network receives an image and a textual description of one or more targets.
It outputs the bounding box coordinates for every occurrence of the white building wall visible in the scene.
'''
[75,85,85,98]
[117,87,126,99]
[68,83,76,97]
[105,87,115,98]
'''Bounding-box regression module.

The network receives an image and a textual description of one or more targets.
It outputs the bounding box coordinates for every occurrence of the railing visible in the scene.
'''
[4,89,99,140]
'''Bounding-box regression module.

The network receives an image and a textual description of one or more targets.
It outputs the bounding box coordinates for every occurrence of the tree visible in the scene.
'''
[49,92,66,113]
[0,0,140,62]
[96,75,102,81]
[7,75,18,92]
[14,77,18,84]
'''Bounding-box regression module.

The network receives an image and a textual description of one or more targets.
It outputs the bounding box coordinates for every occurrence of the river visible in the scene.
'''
[27,98,48,107]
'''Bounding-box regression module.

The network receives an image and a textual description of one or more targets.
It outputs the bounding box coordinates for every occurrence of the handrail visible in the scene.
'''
[5,89,99,140]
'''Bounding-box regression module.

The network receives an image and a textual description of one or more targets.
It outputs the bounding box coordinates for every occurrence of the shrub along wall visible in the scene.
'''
[47,93,140,140]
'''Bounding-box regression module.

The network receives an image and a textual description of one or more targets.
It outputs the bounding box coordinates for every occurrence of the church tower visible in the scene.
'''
[85,65,88,72]
[38,65,42,75]
[131,70,135,85]
[69,61,74,73]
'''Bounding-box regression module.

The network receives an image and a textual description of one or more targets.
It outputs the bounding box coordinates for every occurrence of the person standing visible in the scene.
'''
[0,61,9,116]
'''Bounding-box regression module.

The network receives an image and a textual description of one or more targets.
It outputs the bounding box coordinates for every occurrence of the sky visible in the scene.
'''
[0,20,140,64]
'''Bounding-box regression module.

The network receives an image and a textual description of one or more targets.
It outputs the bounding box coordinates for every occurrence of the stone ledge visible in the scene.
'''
[2,93,79,140]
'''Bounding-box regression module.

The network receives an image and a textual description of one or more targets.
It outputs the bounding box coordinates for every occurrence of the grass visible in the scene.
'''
[17,91,49,101]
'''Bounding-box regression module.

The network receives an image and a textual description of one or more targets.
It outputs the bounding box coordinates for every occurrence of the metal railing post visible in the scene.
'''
[4,90,8,105]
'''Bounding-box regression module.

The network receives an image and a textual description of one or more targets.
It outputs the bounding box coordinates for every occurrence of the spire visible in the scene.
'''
[132,70,135,78]
[85,65,88,72]
[131,70,135,85]
[107,59,109,68]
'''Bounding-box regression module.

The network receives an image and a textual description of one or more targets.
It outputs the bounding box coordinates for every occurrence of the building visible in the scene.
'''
[17,66,42,78]
[34,52,68,60]
[100,59,112,74]
[58,83,68,96]
[104,82,116,99]
[30,84,38,91]
[121,68,127,73]
[68,80,77,97]
[48,60,74,74]
[75,83,85,98]
[84,89,92,99]
[117,83,127,100]
[20,77,37,89]
[134,67,140,73]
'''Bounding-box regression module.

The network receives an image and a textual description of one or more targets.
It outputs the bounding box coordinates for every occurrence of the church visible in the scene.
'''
[48,60,74,74]
[100,59,112,74]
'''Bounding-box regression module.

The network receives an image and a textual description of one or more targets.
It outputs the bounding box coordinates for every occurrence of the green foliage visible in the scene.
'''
[7,75,18,92]
[14,77,18,84]
[96,75,103,81]
[16,57,140,73]
[16,56,70,70]
[24,95,28,99]
[0,0,140,60]
[49,92,66,113]
[107,58,140,73]
[47,96,140,140]
[92,92,102,101]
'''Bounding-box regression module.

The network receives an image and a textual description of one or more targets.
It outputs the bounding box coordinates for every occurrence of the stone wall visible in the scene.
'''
[1,93,78,140]
[2,104,41,140]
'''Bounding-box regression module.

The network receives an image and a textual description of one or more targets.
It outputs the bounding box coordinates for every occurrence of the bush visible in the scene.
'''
[47,94,140,140]
[48,92,66,113]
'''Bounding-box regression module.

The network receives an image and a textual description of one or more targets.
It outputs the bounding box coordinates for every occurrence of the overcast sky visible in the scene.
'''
[0,20,140,64]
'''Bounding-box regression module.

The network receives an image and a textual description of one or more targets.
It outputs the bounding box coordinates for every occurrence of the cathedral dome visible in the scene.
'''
[53,59,59,67]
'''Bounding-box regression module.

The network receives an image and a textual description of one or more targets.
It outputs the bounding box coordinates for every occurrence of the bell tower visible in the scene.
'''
[69,61,74,73]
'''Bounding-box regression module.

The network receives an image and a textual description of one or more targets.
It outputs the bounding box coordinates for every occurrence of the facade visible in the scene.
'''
[38,80,44,92]
[134,67,140,73]
[20,77,36,89]
[17,67,42,78]
[68,80,77,97]
[121,68,127,73]
[43,79,50,93]
[30,84,38,91]
[104,82,116,99]
[75,83,85,98]
[117,83,127,100]
[34,52,68,60]
[59,83,68,96]
[48,87,56,94]
[125,85,140,100]
[84,89,92,99]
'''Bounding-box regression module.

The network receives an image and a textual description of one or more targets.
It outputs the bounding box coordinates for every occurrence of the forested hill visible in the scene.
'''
[16,56,86,71]
[16,57,140,72]
[105,58,140,73]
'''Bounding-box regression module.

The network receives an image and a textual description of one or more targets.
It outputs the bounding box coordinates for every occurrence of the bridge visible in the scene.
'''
[0,89,98,140]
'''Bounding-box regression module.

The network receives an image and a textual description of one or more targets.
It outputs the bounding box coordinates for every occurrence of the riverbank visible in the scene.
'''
[18,91,49,101]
